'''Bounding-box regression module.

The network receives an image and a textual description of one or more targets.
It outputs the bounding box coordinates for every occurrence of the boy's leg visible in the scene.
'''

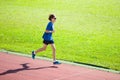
[51,43,61,64]
[35,44,47,54]
[50,43,56,61]
[32,44,47,59]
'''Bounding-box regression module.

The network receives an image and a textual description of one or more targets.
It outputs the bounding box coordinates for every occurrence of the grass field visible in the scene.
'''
[0,0,120,70]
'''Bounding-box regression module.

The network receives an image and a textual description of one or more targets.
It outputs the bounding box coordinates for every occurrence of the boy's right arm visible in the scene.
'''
[45,30,55,33]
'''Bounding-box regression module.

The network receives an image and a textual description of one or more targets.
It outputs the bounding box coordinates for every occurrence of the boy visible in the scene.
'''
[32,14,61,64]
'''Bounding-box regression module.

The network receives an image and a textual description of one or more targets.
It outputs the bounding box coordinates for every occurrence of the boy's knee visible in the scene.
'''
[53,47,56,51]
[42,47,46,51]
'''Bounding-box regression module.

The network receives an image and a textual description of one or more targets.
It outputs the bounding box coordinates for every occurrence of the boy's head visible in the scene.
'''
[48,14,56,23]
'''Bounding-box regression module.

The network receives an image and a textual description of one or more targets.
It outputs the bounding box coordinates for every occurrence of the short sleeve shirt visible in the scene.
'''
[42,22,54,41]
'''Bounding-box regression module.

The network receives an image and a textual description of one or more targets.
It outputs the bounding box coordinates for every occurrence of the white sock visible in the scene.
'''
[53,60,56,62]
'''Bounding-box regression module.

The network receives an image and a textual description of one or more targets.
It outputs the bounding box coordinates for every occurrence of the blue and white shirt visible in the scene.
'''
[42,22,54,41]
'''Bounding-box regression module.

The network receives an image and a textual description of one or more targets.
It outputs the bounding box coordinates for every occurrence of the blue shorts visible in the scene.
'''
[43,40,54,45]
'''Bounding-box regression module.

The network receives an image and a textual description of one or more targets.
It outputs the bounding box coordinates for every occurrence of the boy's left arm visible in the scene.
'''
[45,23,55,33]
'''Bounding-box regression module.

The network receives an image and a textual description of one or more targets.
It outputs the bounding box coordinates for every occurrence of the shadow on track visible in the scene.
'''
[0,63,58,75]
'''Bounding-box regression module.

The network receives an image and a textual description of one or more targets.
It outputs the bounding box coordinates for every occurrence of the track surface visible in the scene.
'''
[0,52,120,80]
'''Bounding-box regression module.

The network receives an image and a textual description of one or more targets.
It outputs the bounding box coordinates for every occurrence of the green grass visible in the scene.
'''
[0,0,120,70]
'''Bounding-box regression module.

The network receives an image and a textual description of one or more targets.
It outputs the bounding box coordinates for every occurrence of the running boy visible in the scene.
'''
[32,14,61,64]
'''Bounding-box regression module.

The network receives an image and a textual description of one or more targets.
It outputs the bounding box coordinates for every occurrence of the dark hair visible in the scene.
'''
[48,14,56,21]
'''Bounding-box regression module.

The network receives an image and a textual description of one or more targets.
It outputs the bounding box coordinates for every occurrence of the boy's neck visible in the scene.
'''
[50,21,54,23]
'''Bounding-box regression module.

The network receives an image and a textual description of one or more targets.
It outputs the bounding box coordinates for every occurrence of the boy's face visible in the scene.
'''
[51,17,56,23]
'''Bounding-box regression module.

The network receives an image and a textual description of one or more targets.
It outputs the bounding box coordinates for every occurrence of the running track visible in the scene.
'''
[0,52,120,80]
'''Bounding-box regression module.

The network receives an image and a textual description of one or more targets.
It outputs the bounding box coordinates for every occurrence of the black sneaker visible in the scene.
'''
[53,61,61,65]
[32,51,35,59]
